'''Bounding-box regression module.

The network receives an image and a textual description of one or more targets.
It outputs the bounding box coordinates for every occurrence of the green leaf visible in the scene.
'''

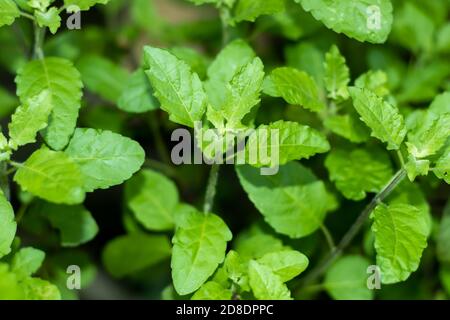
[324,45,350,100]
[144,46,207,128]
[8,90,53,150]
[64,0,110,11]
[437,202,450,264]
[35,7,61,34]
[221,57,265,127]
[65,128,145,192]
[236,162,333,238]
[266,67,325,112]
[405,155,430,182]
[430,92,450,115]
[125,169,178,231]
[205,40,255,109]
[31,201,98,247]
[16,57,83,150]
[371,203,429,284]
[294,0,393,43]
[14,149,85,205]
[0,0,20,28]
[28,0,51,11]
[324,113,370,143]
[257,250,309,282]
[21,277,61,300]
[387,180,432,237]
[434,146,449,184]
[285,42,325,89]
[0,191,16,259]
[234,0,285,23]
[248,260,292,300]
[77,55,129,103]
[324,255,374,300]
[246,120,330,167]
[171,211,232,295]
[349,87,406,150]
[406,112,450,159]
[325,147,393,200]
[206,39,255,83]
[170,46,210,80]
[355,70,389,97]
[224,250,249,290]
[234,232,288,261]
[117,69,159,113]
[102,233,171,278]
[0,264,25,299]
[11,247,45,279]
[191,281,232,300]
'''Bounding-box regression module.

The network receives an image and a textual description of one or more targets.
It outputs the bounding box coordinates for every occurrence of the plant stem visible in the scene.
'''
[19,11,35,21]
[33,23,45,59]
[320,224,336,251]
[294,169,406,292]
[0,162,10,200]
[203,164,220,213]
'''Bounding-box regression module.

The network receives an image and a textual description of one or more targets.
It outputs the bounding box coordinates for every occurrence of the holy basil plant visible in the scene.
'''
[0,0,449,301]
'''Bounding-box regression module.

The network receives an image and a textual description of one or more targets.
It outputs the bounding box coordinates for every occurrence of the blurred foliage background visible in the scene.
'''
[0,0,449,299]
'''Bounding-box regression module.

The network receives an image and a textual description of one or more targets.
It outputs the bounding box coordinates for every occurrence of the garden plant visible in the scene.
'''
[0,0,449,300]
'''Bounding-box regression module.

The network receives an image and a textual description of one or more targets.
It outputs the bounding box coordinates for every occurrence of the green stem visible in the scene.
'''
[203,164,220,214]
[397,149,405,167]
[320,224,336,251]
[294,169,407,292]
[0,162,10,200]
[15,202,29,224]
[33,23,45,60]
[19,11,35,21]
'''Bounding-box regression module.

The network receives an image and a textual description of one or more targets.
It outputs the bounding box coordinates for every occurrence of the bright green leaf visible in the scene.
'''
[246,120,330,167]
[324,45,350,100]
[125,169,178,231]
[371,203,429,284]
[171,211,232,295]
[349,87,406,150]
[236,162,333,238]
[248,260,292,300]
[191,281,232,300]
[8,90,53,150]
[35,7,61,34]
[0,0,20,28]
[325,147,393,200]
[14,149,85,205]
[65,128,145,192]
[266,67,325,112]
[295,0,393,43]
[0,191,16,259]
[324,255,374,300]
[11,247,45,279]
[234,0,285,23]
[144,46,207,128]
[16,57,83,150]
[257,250,309,282]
